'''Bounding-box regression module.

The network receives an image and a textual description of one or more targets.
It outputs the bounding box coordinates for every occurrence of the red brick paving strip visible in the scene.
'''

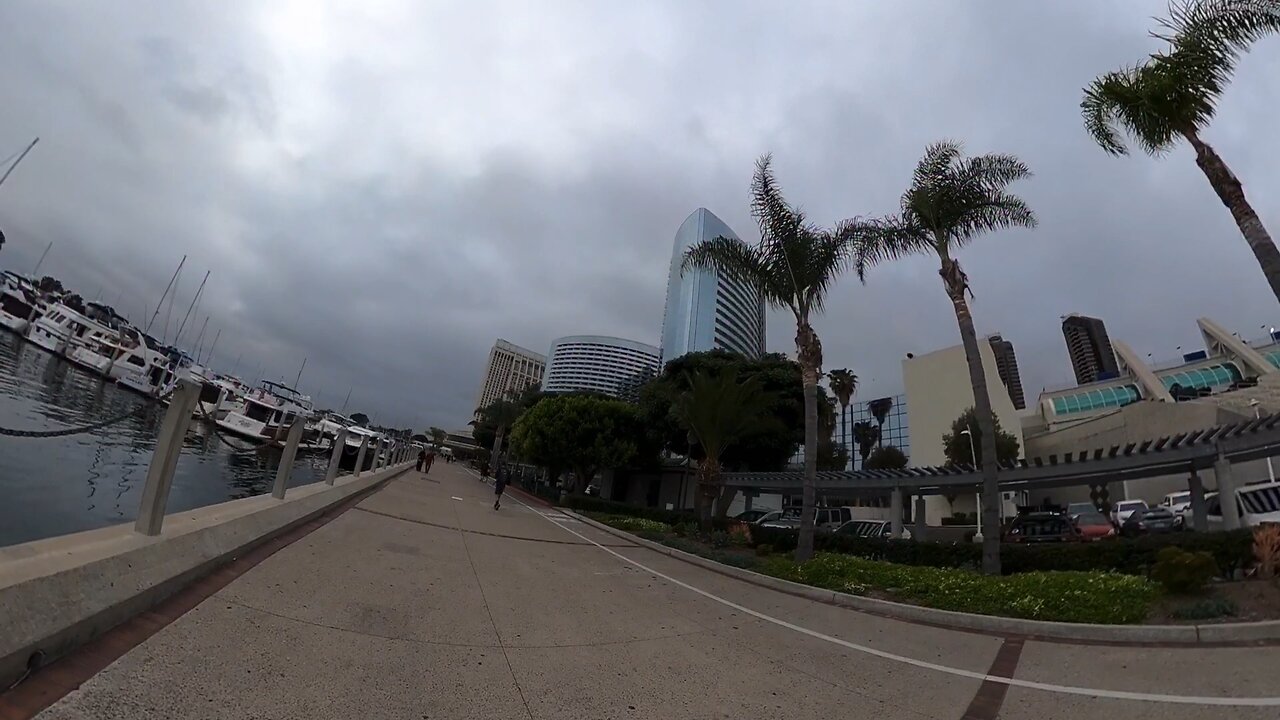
[960,637,1025,720]
[0,482,386,720]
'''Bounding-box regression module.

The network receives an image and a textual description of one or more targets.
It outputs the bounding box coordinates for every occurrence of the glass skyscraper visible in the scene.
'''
[659,208,765,363]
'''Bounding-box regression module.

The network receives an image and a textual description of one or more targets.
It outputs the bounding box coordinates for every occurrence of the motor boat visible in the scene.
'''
[107,331,184,398]
[339,425,383,470]
[26,300,89,355]
[216,380,314,442]
[0,272,38,335]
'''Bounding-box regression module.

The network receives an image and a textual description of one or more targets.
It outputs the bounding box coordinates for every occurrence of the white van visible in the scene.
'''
[1205,480,1280,529]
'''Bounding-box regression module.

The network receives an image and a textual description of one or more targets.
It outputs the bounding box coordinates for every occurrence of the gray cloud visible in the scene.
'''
[1,0,1278,429]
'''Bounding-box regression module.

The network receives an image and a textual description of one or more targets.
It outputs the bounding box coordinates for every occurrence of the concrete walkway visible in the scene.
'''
[34,464,1280,719]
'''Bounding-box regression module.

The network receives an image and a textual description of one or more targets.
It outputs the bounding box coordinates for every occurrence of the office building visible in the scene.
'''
[987,334,1027,410]
[542,335,661,401]
[847,394,911,471]
[474,339,545,416]
[659,208,766,364]
[1062,314,1119,385]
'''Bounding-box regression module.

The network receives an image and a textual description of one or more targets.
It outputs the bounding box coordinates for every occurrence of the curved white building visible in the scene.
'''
[660,208,766,363]
[542,336,661,400]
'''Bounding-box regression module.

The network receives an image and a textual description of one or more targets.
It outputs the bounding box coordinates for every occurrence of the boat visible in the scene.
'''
[339,425,382,471]
[26,300,107,356]
[216,380,314,442]
[0,272,38,335]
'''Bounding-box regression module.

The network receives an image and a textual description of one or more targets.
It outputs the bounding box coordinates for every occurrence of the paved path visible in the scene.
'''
[33,464,1280,719]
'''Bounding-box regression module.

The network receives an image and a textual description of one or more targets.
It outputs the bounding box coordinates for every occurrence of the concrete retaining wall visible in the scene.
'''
[0,462,411,688]
[568,511,1280,645]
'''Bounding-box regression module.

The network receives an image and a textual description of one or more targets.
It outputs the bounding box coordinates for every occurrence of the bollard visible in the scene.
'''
[135,379,201,536]
[378,440,388,470]
[1213,446,1241,530]
[890,487,904,539]
[914,496,927,541]
[272,416,306,499]
[325,428,349,485]
[354,436,370,477]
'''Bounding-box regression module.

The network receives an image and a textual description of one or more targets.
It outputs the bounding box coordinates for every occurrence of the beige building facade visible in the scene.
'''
[474,339,546,416]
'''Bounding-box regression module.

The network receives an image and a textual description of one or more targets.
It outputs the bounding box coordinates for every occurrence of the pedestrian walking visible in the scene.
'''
[416,449,426,472]
[424,449,436,475]
[494,463,509,510]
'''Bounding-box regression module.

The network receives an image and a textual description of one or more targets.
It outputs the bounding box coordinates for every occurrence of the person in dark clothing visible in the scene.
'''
[494,463,509,510]
[416,449,426,472]
[424,449,436,474]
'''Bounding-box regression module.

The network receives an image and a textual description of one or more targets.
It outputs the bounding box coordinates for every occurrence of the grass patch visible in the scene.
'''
[758,553,1159,625]
[586,513,672,534]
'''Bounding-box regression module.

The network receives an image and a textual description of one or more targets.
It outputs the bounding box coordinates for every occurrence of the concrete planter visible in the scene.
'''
[568,511,1280,645]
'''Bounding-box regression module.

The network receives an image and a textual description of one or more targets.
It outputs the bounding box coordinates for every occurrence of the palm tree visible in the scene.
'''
[1082,0,1280,302]
[672,370,772,531]
[846,141,1037,574]
[827,368,858,469]
[428,426,448,446]
[852,421,879,466]
[683,155,856,562]
[868,397,894,448]
[474,395,523,465]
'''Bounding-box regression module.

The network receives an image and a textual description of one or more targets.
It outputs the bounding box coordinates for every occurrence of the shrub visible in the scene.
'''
[1170,596,1238,620]
[560,495,695,526]
[1253,524,1280,579]
[706,531,732,549]
[606,517,671,534]
[1150,547,1217,594]
[755,543,774,557]
[761,554,1157,624]
[728,522,754,547]
[671,522,697,538]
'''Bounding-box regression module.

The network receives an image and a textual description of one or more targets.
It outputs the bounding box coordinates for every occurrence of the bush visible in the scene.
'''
[706,531,731,549]
[560,495,695,526]
[1254,524,1280,579]
[761,554,1158,624]
[1170,596,1238,620]
[671,522,697,538]
[755,543,774,557]
[1150,546,1217,594]
[604,517,671,534]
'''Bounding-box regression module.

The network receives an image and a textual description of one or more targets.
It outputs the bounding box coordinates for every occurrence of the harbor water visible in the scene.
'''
[0,331,328,547]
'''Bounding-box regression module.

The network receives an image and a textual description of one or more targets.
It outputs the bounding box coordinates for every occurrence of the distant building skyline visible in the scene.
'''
[659,208,765,364]
[987,333,1027,411]
[542,335,660,402]
[474,339,545,416]
[1062,314,1119,385]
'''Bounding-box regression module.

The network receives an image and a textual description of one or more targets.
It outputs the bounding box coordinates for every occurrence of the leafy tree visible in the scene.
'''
[1082,0,1280,302]
[473,396,522,463]
[865,445,909,471]
[941,407,1021,468]
[428,426,448,446]
[672,370,773,530]
[847,141,1036,574]
[814,386,845,471]
[509,394,641,496]
[638,350,807,475]
[852,421,879,465]
[350,412,369,427]
[827,368,858,465]
[684,156,859,562]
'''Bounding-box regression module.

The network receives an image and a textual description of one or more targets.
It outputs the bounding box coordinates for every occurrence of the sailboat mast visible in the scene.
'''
[193,316,210,362]
[293,357,307,389]
[0,137,38,190]
[340,387,352,414]
[205,328,221,368]
[174,270,210,346]
[145,255,185,335]
[31,241,53,277]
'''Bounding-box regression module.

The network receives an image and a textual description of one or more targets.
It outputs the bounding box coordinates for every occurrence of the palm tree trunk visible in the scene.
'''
[840,404,848,470]
[1184,129,1280,304]
[492,425,506,465]
[940,258,1001,575]
[794,319,822,563]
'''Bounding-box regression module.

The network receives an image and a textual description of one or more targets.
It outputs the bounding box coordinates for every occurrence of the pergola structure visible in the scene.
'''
[721,414,1280,536]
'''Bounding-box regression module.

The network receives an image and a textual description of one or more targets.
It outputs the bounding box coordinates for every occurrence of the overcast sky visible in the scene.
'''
[2,1,1279,430]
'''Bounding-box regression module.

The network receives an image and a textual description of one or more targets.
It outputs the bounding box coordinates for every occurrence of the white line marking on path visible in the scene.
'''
[499,489,1280,708]
[451,496,463,501]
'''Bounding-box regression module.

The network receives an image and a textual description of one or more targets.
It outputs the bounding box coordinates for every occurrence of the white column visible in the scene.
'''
[354,436,369,477]
[135,379,200,536]
[890,487,904,539]
[1214,447,1242,531]
[325,428,349,485]
[272,416,306,499]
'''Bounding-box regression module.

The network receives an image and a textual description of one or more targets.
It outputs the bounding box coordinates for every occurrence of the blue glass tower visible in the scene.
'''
[659,208,765,364]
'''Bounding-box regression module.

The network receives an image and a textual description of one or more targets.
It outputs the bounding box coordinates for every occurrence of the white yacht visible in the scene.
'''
[26,301,102,356]
[216,381,314,442]
[0,272,38,335]
[339,425,383,470]
[107,333,184,398]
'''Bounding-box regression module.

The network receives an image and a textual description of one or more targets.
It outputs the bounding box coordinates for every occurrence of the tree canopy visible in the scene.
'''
[941,407,1021,468]
[865,445,908,471]
[509,394,642,494]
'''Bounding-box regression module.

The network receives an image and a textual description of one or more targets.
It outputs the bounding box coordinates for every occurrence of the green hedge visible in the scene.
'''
[559,495,697,526]
[749,525,1254,577]
[760,554,1159,624]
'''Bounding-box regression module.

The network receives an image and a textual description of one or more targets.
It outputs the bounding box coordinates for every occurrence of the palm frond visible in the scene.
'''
[958,152,1033,191]
[912,141,963,191]
[840,215,932,282]
[1159,0,1280,51]
[750,154,807,253]
[1081,71,1137,155]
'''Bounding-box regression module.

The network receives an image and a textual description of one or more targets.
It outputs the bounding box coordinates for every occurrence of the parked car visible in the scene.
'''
[1065,501,1097,519]
[1161,491,1193,528]
[1002,512,1082,544]
[752,510,784,525]
[1205,479,1280,529]
[1110,499,1148,526]
[759,508,800,529]
[1119,506,1178,536]
[734,509,774,523]
[834,519,913,540]
[761,506,863,531]
[1071,511,1116,541]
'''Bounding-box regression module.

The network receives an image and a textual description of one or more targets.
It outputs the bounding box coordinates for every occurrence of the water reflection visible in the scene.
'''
[0,331,327,546]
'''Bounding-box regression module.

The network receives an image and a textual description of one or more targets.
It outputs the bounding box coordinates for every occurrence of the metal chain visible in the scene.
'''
[0,388,173,439]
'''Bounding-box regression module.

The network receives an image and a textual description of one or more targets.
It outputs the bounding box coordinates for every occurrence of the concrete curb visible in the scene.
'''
[565,511,1280,645]
[0,463,413,688]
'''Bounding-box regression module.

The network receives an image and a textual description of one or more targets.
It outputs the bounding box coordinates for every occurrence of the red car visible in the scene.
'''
[1072,511,1116,541]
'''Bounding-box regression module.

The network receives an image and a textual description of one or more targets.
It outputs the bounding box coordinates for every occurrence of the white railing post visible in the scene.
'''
[377,440,387,470]
[325,428,349,485]
[135,379,201,536]
[354,436,370,477]
[272,416,306,499]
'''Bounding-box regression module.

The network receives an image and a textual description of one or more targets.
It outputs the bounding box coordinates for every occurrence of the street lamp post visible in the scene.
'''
[1251,400,1275,482]
[961,427,982,543]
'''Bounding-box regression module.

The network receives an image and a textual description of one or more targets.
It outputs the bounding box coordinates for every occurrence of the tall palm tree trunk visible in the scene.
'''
[1184,129,1280,304]
[940,258,1001,575]
[840,405,848,469]
[795,320,822,563]
[492,425,506,466]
